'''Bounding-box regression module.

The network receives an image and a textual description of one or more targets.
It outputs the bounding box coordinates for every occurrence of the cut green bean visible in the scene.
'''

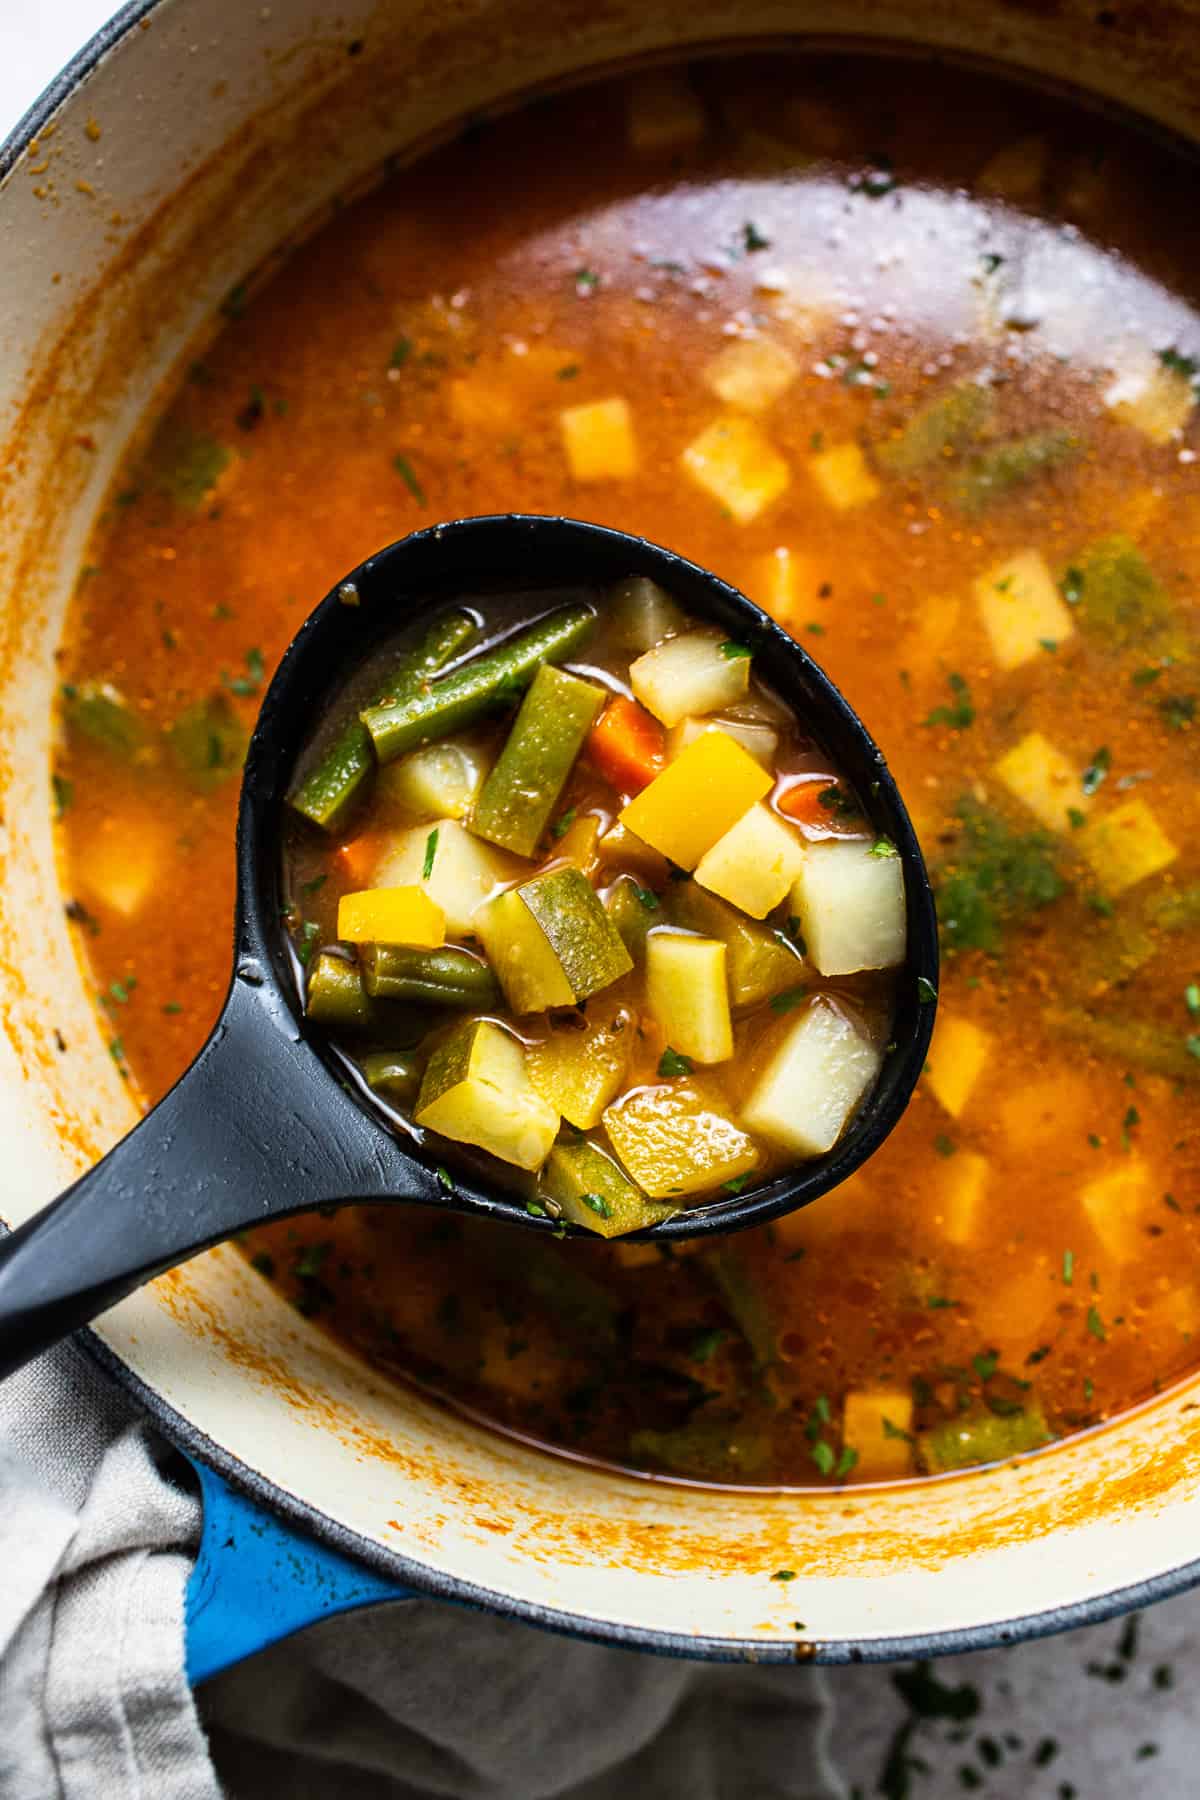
[167,694,247,789]
[874,378,993,478]
[62,681,147,757]
[289,610,478,831]
[949,428,1081,514]
[1044,1006,1200,1082]
[305,952,372,1029]
[359,944,500,1009]
[473,664,604,856]
[358,1048,423,1103]
[919,1402,1051,1473]
[360,605,596,764]
[630,1416,771,1479]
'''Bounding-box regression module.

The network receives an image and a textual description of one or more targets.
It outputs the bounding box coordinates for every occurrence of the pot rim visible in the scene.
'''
[10,0,1200,1665]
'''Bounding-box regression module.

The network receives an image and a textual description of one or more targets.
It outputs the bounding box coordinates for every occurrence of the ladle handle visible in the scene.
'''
[0,974,408,1381]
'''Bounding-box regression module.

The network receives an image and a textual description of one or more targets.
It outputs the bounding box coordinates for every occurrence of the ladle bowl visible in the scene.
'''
[0,514,938,1381]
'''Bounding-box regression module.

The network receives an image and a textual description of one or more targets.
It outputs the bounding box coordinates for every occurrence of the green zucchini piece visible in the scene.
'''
[607,576,687,652]
[359,944,499,1009]
[415,1018,558,1170]
[630,1416,771,1479]
[358,1049,423,1103]
[948,428,1081,514]
[146,427,231,508]
[62,681,147,757]
[541,1138,675,1238]
[167,694,248,789]
[306,952,372,1029]
[472,663,605,856]
[919,1402,1052,1473]
[1068,536,1187,657]
[604,875,658,964]
[668,880,803,1006]
[706,1248,775,1367]
[476,867,633,1014]
[1044,1006,1200,1082]
[874,379,994,477]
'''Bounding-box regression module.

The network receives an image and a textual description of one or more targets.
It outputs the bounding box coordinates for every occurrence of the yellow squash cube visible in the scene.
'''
[994,731,1091,834]
[934,1150,990,1248]
[924,1012,992,1119]
[336,886,445,948]
[680,416,790,524]
[842,1391,915,1480]
[414,1020,559,1171]
[560,397,637,482]
[667,715,778,768]
[645,932,733,1064]
[703,336,798,413]
[1080,1158,1158,1263]
[620,728,771,870]
[807,441,881,511]
[694,802,805,919]
[527,1008,631,1129]
[1078,796,1179,895]
[604,1080,759,1198]
[974,549,1075,671]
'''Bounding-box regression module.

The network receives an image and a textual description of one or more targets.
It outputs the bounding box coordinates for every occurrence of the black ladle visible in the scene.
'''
[0,515,938,1381]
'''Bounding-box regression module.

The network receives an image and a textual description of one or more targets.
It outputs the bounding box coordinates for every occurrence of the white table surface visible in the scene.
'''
[3,8,1199,1796]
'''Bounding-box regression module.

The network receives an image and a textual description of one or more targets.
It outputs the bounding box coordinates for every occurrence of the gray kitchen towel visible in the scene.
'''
[0,1342,842,1800]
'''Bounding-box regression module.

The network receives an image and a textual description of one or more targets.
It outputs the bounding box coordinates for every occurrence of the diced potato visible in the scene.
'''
[541,1138,673,1237]
[974,549,1075,671]
[336,886,445,949]
[372,819,522,936]
[621,729,772,870]
[1078,796,1179,895]
[923,1012,992,1120]
[666,715,778,768]
[934,1150,990,1248]
[645,932,733,1064]
[753,546,819,632]
[694,802,805,919]
[703,336,798,413]
[626,68,706,155]
[527,1008,631,1129]
[842,1391,915,1480]
[788,839,906,976]
[1080,1158,1158,1262]
[414,1020,559,1171]
[596,821,670,884]
[994,732,1092,834]
[377,740,488,822]
[75,810,165,918]
[741,997,881,1156]
[604,1079,760,1198]
[1105,354,1196,446]
[630,629,751,727]
[560,397,637,482]
[807,441,881,511]
[976,133,1047,203]
[995,1068,1095,1158]
[668,880,805,1008]
[680,416,790,524]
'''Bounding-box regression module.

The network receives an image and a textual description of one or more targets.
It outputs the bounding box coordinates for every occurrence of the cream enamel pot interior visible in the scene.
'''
[3,0,1200,1664]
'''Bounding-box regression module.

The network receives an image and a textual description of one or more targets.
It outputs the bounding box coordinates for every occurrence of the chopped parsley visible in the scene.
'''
[634,885,660,911]
[51,774,72,819]
[769,986,809,1014]
[869,838,899,858]
[811,1439,836,1475]
[934,1133,956,1158]
[817,783,862,819]
[574,268,600,295]
[1159,345,1199,382]
[551,807,577,840]
[1063,1249,1075,1284]
[722,1175,750,1195]
[579,1192,613,1220]
[223,646,265,698]
[392,453,426,504]
[389,336,413,369]
[690,1327,728,1362]
[1087,1304,1107,1341]
[1158,692,1196,730]
[916,976,938,1004]
[934,797,1065,954]
[924,671,975,730]
[1185,984,1200,1016]
[556,363,581,381]
[658,1046,693,1078]
[1061,566,1085,606]
[742,221,771,252]
[422,828,439,880]
[719,640,752,660]
[295,920,320,966]
[771,1568,796,1581]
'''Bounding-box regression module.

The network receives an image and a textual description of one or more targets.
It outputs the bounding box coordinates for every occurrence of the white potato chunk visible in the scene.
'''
[842,1390,914,1480]
[789,839,906,976]
[807,441,881,511]
[77,810,166,919]
[1078,796,1179,895]
[680,416,790,524]
[923,1013,992,1120]
[1080,1159,1158,1263]
[974,549,1075,671]
[694,802,805,918]
[703,336,799,413]
[993,731,1091,834]
[372,819,524,936]
[645,932,732,1064]
[560,397,637,481]
[1105,352,1196,446]
[742,997,881,1156]
[666,715,778,768]
[626,68,706,154]
[377,740,488,822]
[630,629,750,727]
[934,1149,990,1248]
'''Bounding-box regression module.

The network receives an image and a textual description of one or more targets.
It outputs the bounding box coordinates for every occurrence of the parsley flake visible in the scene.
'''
[658,1046,693,1078]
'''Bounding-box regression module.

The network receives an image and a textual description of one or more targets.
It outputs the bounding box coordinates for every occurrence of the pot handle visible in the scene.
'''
[184,1456,420,1683]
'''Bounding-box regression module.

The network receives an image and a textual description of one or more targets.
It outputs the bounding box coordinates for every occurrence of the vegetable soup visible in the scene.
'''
[56,49,1200,1486]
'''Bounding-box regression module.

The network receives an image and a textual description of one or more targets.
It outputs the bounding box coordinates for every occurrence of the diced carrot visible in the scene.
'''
[777,781,830,827]
[586,695,666,794]
[337,832,382,886]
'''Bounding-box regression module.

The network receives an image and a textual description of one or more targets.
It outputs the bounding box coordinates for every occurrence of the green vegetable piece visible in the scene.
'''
[948,428,1081,514]
[934,797,1065,954]
[359,944,499,1009]
[62,681,146,757]
[489,1234,622,1350]
[607,576,687,652]
[166,694,248,789]
[668,880,804,1006]
[1068,536,1186,657]
[478,867,632,1014]
[707,1247,775,1367]
[473,664,605,856]
[540,1138,675,1238]
[358,1048,423,1103]
[1148,884,1200,932]
[919,1402,1052,1473]
[1044,1007,1200,1083]
[305,952,371,1029]
[605,875,658,963]
[361,605,596,763]
[630,1416,771,1479]
[289,611,477,831]
[146,429,231,508]
[874,379,994,477]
